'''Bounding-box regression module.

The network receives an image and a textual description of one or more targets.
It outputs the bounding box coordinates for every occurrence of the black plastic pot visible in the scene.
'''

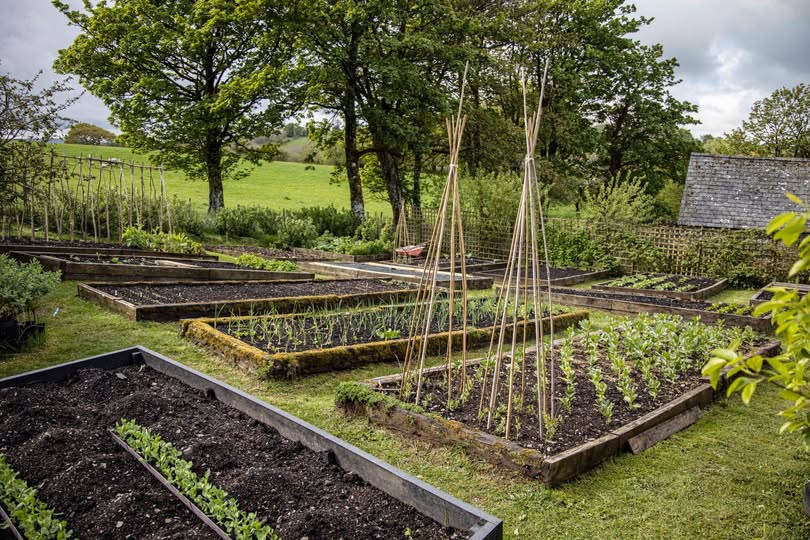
[0,320,45,353]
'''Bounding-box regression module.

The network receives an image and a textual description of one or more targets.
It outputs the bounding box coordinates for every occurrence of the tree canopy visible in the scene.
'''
[64,122,118,146]
[53,0,303,213]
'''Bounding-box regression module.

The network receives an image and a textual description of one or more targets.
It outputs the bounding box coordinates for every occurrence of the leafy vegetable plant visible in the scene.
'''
[114,419,280,540]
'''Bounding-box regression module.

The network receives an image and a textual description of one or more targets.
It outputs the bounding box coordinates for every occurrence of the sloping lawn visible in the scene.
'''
[2,282,808,539]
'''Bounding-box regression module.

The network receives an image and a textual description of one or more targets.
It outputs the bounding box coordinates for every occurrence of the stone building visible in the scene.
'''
[678,153,810,229]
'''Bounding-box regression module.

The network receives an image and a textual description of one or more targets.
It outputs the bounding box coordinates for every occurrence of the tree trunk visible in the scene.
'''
[412,151,422,208]
[205,133,224,214]
[344,90,365,223]
[377,148,402,224]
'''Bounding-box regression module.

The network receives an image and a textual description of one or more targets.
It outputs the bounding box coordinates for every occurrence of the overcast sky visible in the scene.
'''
[1,0,808,138]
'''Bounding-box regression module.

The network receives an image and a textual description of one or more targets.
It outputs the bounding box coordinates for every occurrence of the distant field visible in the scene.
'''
[56,143,389,215]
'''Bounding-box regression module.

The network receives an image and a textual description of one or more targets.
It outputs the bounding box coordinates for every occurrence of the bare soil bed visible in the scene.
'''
[61,254,242,269]
[93,278,410,306]
[478,266,594,281]
[395,256,503,270]
[0,364,459,539]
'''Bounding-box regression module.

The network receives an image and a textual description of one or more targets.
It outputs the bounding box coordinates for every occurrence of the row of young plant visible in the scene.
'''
[465,314,759,440]
[0,454,73,539]
[233,253,299,272]
[704,302,756,316]
[603,273,700,292]
[221,298,568,353]
[115,419,279,540]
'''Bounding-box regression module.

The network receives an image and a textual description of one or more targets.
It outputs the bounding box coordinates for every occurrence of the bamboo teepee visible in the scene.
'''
[477,60,555,441]
[400,64,471,406]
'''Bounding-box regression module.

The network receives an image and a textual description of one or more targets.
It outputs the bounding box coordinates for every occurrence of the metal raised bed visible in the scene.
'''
[0,346,502,539]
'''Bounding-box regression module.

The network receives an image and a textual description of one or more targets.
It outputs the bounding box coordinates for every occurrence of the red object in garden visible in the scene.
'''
[395,243,426,257]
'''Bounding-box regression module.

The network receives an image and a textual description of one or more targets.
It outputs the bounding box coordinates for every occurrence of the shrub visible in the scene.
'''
[121,226,203,254]
[215,205,261,237]
[582,172,656,224]
[0,255,61,321]
[235,253,298,272]
[277,217,318,248]
[653,179,684,221]
[296,205,356,236]
[170,196,211,236]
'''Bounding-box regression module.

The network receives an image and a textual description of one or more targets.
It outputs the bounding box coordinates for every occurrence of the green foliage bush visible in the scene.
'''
[653,179,684,221]
[170,196,212,236]
[277,217,318,248]
[0,255,61,321]
[235,253,298,272]
[215,205,262,237]
[582,173,655,224]
[121,226,203,254]
[296,205,356,237]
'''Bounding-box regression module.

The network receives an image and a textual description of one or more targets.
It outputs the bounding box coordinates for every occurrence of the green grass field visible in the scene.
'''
[56,143,390,215]
[2,281,808,539]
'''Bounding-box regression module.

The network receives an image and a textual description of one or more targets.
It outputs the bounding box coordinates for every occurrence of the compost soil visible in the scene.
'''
[388,340,765,455]
[0,365,460,539]
[96,279,411,305]
[61,255,245,269]
[396,256,501,271]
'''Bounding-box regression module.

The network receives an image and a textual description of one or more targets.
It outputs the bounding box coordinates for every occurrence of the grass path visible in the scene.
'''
[56,143,390,215]
[1,282,808,539]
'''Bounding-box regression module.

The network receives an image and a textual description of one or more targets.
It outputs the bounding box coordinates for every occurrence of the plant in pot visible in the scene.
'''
[0,254,61,352]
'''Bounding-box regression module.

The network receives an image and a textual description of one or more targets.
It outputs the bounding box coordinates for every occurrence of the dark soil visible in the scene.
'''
[221,303,564,354]
[95,279,412,306]
[340,262,470,280]
[599,273,718,292]
[477,266,596,281]
[385,340,764,455]
[0,365,461,539]
[551,287,767,318]
[206,245,323,260]
[0,238,125,249]
[59,254,245,270]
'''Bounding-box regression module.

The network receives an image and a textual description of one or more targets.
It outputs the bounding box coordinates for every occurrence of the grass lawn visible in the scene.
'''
[55,143,390,216]
[1,281,808,538]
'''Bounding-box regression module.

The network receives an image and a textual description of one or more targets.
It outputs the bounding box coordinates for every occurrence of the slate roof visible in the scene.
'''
[678,153,810,229]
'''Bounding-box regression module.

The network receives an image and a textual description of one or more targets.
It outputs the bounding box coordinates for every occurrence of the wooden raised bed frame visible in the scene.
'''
[9,251,314,283]
[297,260,495,290]
[493,268,611,290]
[292,247,390,262]
[591,275,727,301]
[0,242,218,260]
[549,288,773,333]
[181,309,590,378]
[339,341,780,486]
[751,281,810,306]
[0,346,502,539]
[78,278,420,322]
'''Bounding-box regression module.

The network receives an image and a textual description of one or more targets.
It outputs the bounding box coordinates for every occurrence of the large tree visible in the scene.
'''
[742,83,810,158]
[53,0,302,213]
[64,122,118,146]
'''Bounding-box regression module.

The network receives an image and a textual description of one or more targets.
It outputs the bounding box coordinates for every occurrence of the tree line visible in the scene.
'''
[51,0,701,219]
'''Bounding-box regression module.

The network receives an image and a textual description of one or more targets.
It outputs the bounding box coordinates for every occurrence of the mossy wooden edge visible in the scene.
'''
[337,340,779,485]
[549,289,773,333]
[0,243,217,260]
[181,310,589,378]
[78,281,419,322]
[591,276,728,301]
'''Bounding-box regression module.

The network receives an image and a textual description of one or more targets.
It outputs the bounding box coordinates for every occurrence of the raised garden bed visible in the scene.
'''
[206,244,324,261]
[391,256,508,273]
[9,251,314,283]
[79,278,419,321]
[0,238,217,260]
[751,281,810,306]
[591,273,727,300]
[485,266,610,288]
[548,287,772,332]
[298,261,494,290]
[182,300,589,377]
[338,315,779,485]
[0,346,501,539]
[292,247,390,262]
